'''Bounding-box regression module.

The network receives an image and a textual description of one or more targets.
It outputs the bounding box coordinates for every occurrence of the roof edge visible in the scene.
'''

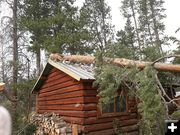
[48,59,81,81]
[31,62,50,94]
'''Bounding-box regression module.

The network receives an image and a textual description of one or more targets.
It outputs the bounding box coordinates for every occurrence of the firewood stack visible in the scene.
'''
[30,113,78,135]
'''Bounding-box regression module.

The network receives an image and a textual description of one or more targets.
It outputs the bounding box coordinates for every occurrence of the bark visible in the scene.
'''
[130,0,142,53]
[36,47,41,76]
[49,54,180,72]
[149,0,163,54]
[143,0,153,44]
[100,0,107,47]
[12,0,18,127]
[0,40,6,82]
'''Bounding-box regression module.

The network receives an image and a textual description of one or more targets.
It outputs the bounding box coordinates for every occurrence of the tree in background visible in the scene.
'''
[21,0,94,61]
[114,15,137,59]
[1,0,180,134]
[81,0,114,52]
[0,0,37,133]
[120,0,167,61]
[95,0,168,134]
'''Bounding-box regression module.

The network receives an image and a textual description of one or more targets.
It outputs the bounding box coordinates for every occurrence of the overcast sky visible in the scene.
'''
[107,0,180,37]
[1,0,180,39]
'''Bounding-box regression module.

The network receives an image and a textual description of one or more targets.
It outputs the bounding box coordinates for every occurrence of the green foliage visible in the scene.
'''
[135,66,166,135]
[171,109,180,120]
[94,55,138,104]
[80,0,114,51]
[20,0,94,54]
[16,123,36,135]
[120,0,167,60]
[94,51,166,134]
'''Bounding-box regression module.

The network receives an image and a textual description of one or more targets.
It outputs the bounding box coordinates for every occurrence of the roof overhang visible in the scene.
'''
[31,59,95,94]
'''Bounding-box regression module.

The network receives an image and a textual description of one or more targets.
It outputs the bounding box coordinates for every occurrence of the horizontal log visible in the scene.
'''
[45,72,67,83]
[38,104,97,111]
[39,84,83,97]
[49,67,58,73]
[39,90,97,101]
[39,85,97,97]
[63,116,84,125]
[84,119,138,132]
[86,129,115,135]
[118,119,138,127]
[38,110,97,118]
[84,122,112,132]
[129,108,137,113]
[118,124,138,132]
[45,70,63,79]
[51,54,180,72]
[98,112,131,118]
[41,75,73,89]
[38,97,98,105]
[39,80,81,93]
[83,113,137,125]
[63,113,138,125]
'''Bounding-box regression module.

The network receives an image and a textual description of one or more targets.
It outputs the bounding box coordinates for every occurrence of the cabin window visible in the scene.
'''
[101,94,127,114]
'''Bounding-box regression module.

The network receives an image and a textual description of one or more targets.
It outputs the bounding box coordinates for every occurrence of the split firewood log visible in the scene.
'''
[0,83,5,92]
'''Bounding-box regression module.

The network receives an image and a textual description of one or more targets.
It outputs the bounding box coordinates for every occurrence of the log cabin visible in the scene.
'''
[32,59,139,135]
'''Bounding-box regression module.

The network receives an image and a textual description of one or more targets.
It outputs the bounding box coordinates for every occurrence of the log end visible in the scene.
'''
[0,83,5,92]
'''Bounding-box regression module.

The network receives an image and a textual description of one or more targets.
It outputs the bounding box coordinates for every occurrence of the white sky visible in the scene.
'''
[106,0,180,37]
[1,0,180,40]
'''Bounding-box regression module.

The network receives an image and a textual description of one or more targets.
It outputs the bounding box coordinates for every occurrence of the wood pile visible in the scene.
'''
[31,112,79,135]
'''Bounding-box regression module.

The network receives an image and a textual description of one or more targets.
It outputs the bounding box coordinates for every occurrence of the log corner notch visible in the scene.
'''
[0,83,5,92]
[49,53,180,73]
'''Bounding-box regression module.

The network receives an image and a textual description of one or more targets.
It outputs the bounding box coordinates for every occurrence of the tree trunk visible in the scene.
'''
[50,54,180,72]
[143,0,153,44]
[12,0,18,128]
[0,36,6,82]
[130,0,142,55]
[149,0,163,55]
[100,0,107,48]
[36,47,41,76]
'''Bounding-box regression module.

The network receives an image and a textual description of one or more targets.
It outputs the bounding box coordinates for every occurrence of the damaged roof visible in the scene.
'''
[31,59,95,93]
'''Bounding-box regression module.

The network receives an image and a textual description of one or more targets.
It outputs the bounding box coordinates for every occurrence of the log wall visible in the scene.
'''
[36,67,139,135]
[37,67,91,125]
[79,82,139,135]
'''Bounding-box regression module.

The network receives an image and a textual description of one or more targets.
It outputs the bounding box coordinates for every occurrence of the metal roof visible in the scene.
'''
[48,59,95,80]
[31,59,95,93]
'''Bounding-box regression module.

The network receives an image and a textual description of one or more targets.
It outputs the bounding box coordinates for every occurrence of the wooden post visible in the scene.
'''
[72,124,78,135]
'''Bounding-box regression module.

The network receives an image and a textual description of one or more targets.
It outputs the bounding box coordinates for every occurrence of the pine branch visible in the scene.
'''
[152,55,180,66]
[155,73,180,108]
[2,90,17,102]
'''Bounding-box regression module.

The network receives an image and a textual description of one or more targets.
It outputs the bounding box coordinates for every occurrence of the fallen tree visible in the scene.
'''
[50,53,180,72]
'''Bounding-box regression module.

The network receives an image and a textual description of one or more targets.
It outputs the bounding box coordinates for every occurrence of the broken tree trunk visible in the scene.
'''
[49,54,180,72]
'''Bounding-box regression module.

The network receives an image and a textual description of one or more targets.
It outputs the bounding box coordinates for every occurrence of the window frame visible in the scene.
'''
[97,90,129,117]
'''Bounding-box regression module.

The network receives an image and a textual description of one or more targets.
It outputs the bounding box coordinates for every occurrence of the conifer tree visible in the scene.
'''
[121,0,167,60]
[81,0,114,51]
[21,0,94,57]
[95,1,168,134]
[115,15,137,59]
